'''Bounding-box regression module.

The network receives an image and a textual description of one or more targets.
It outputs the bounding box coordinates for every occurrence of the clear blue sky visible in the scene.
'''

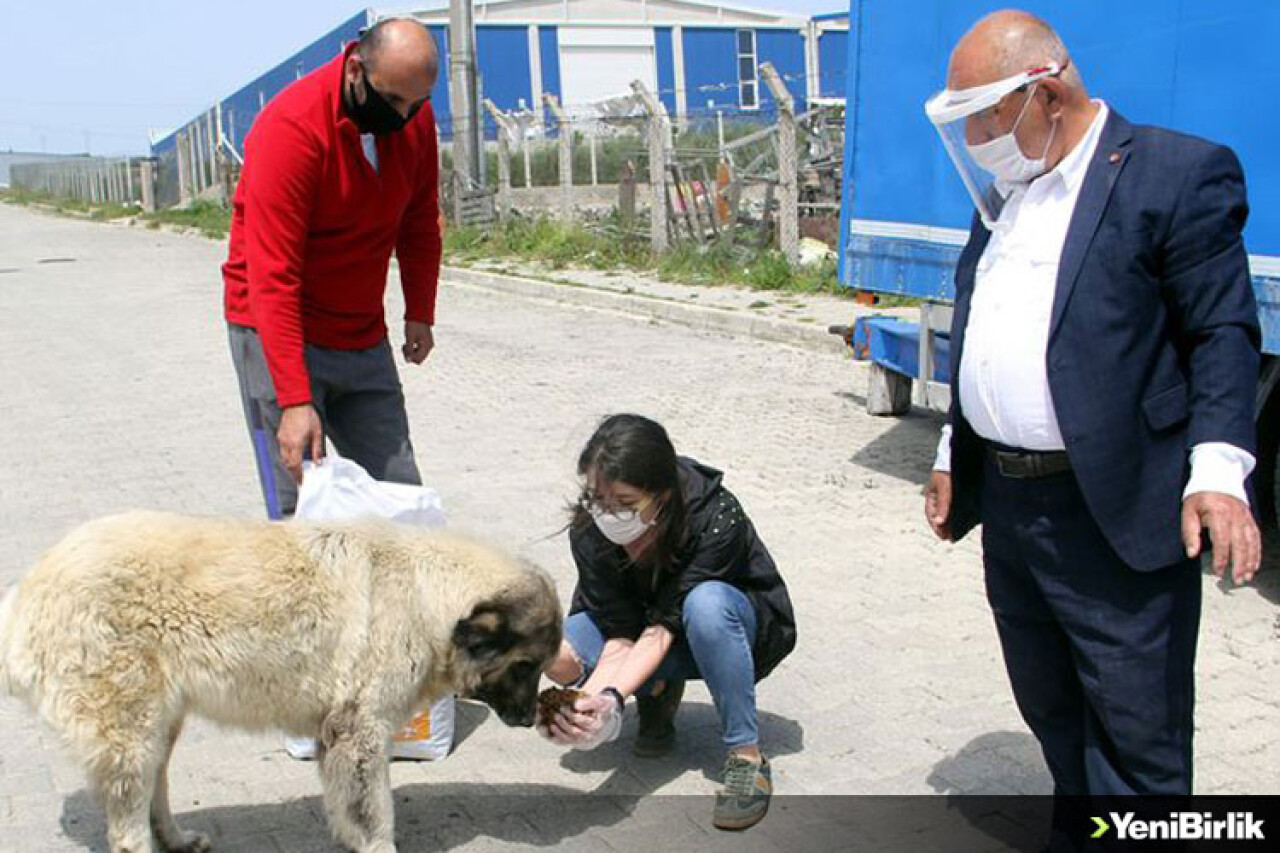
[5,0,845,156]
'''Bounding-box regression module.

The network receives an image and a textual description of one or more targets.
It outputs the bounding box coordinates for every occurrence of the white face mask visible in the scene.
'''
[966,85,1057,185]
[589,505,653,546]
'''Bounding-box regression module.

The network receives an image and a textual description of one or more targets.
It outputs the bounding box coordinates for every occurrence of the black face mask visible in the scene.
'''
[345,70,415,136]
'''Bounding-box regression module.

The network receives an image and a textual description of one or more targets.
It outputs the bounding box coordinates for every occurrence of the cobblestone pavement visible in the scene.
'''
[1,204,1277,853]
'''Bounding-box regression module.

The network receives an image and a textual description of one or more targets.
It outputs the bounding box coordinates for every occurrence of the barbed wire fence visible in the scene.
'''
[7,63,845,264]
[444,63,846,262]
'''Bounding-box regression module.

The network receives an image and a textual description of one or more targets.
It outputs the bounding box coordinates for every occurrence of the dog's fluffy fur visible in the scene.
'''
[0,511,562,853]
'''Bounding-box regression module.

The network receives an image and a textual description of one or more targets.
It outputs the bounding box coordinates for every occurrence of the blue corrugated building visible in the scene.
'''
[151,0,847,175]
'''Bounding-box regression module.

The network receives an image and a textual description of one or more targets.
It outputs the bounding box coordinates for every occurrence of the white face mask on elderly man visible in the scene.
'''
[925,62,1066,228]
[965,85,1058,185]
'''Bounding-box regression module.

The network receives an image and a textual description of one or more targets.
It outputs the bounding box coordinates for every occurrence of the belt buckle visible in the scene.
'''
[995,451,1030,479]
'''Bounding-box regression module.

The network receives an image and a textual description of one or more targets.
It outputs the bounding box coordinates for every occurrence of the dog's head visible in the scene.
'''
[451,572,562,727]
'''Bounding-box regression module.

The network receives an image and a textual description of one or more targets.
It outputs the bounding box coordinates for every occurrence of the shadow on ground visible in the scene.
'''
[925,731,1054,853]
[836,391,944,488]
[59,702,804,853]
[557,701,805,786]
[1247,530,1280,608]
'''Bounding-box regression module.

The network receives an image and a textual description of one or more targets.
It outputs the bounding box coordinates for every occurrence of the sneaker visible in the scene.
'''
[633,680,684,758]
[284,735,319,761]
[713,754,772,831]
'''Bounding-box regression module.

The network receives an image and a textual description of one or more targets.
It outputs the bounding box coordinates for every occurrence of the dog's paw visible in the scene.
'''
[162,831,212,853]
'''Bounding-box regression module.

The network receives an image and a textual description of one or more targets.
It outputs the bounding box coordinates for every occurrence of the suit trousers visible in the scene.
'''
[980,453,1201,796]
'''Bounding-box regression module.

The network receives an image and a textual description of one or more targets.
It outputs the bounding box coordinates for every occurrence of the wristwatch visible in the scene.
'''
[600,686,625,713]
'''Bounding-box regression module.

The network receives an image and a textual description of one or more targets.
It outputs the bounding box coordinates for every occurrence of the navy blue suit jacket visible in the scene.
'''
[947,109,1261,571]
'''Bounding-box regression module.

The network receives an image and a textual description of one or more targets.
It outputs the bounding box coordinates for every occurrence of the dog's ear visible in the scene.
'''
[453,601,518,663]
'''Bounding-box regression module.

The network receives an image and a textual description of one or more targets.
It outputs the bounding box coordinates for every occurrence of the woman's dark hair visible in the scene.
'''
[570,413,687,572]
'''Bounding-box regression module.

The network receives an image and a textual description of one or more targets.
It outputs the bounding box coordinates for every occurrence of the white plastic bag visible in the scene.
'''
[294,454,455,761]
[296,455,447,527]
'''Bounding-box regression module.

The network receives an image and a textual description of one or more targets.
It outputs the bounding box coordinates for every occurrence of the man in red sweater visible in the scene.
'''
[224,18,441,520]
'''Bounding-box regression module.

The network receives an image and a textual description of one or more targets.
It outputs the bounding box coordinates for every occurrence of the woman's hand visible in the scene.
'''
[538,692,622,750]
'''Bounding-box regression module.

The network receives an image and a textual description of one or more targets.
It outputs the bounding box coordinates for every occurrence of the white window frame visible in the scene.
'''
[737,29,758,110]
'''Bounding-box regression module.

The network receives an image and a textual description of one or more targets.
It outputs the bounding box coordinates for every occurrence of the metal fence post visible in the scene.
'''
[760,63,799,264]
[631,80,669,254]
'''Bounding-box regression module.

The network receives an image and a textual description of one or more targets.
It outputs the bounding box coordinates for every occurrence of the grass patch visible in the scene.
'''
[140,201,231,240]
[445,214,650,270]
[657,242,844,296]
[1,186,136,221]
[0,187,231,240]
[446,214,856,298]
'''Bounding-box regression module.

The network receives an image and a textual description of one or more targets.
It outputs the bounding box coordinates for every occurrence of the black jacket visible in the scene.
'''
[569,456,797,681]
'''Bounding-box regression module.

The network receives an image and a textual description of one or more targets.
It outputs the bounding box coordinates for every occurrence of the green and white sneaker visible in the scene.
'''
[713,754,772,831]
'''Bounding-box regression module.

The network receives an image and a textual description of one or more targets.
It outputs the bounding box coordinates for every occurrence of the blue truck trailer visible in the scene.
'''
[834,0,1280,523]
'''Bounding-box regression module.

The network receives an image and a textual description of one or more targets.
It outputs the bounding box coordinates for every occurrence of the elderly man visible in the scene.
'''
[922,10,1260,800]
[222,18,442,761]
[223,18,441,517]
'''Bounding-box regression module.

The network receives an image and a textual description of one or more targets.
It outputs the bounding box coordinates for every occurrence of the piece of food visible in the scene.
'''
[537,687,584,728]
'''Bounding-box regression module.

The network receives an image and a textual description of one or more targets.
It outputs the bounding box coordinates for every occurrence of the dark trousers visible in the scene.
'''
[227,323,421,518]
[980,454,1201,796]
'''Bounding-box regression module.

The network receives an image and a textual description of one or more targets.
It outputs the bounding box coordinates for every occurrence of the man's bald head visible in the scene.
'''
[358,18,438,78]
[948,10,1081,93]
[940,10,1099,178]
[344,18,438,123]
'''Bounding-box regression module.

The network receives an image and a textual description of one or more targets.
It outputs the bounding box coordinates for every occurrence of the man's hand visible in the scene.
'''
[278,404,324,484]
[403,321,434,365]
[1181,491,1262,584]
[924,471,953,541]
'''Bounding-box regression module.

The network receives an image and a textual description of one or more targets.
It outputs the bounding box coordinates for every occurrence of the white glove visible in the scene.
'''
[542,691,622,750]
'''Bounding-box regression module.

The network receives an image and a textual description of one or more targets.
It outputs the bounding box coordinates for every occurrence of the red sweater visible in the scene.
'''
[222,44,441,408]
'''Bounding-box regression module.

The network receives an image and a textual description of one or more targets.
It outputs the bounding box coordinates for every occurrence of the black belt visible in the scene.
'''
[986,445,1072,479]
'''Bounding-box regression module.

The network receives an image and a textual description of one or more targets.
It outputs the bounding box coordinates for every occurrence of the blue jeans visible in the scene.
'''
[563,581,759,749]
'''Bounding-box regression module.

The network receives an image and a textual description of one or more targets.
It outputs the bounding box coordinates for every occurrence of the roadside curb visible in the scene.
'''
[441,265,853,357]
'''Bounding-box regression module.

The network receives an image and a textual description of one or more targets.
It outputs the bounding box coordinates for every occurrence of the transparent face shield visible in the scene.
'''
[924,63,1063,228]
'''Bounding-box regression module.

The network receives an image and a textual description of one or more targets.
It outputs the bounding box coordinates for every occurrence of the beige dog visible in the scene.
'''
[0,511,562,853]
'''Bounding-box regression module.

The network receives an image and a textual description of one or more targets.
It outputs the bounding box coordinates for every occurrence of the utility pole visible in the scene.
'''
[448,0,481,194]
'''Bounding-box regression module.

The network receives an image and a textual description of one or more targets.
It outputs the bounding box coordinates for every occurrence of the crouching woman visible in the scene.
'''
[539,413,796,831]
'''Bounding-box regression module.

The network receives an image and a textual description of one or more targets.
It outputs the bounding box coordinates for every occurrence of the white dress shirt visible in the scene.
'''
[361,133,379,173]
[934,102,1254,503]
